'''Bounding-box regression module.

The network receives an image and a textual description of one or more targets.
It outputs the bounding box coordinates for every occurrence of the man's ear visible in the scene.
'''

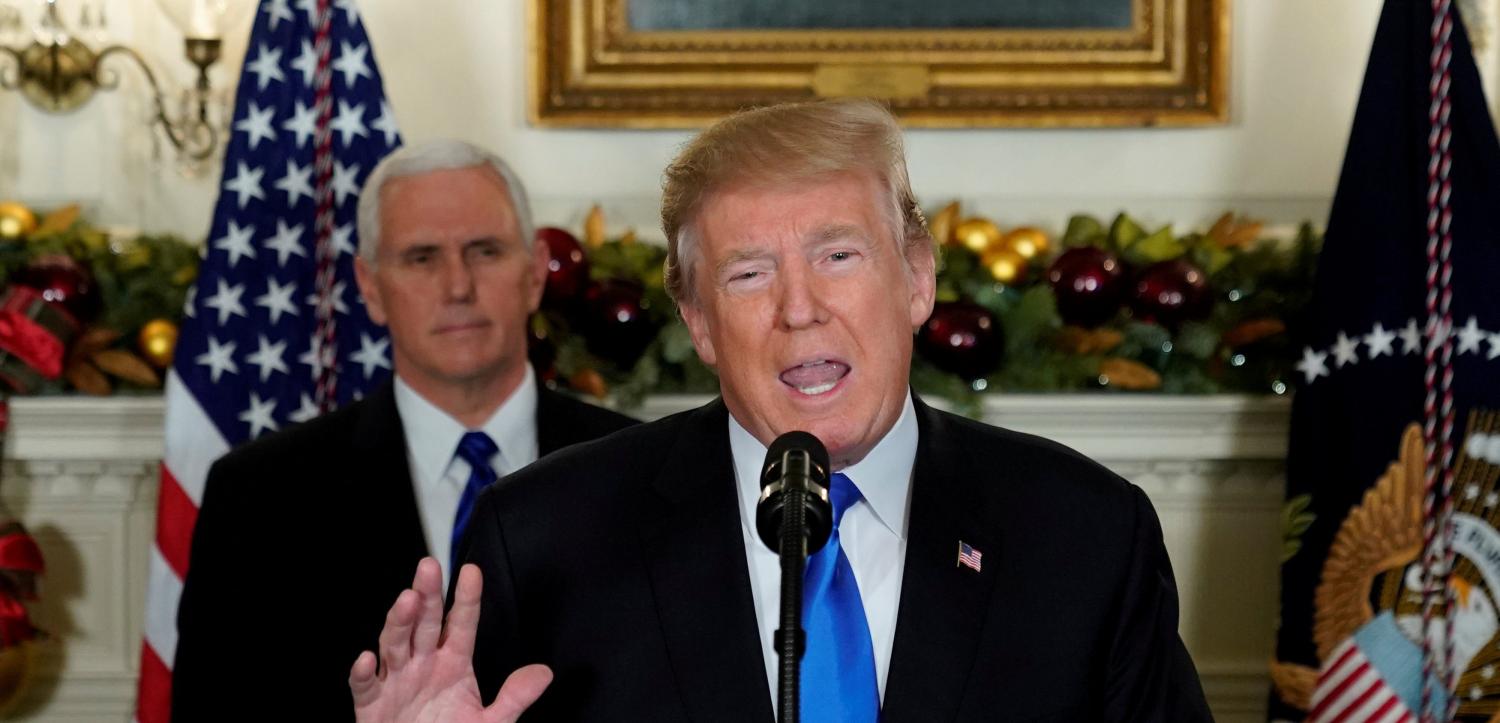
[526,233,549,313]
[678,298,717,368]
[354,255,387,325]
[906,240,937,330]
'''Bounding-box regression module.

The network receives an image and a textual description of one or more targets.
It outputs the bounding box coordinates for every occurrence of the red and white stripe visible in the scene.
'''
[311,0,340,412]
[1418,1,1460,720]
[1310,639,1419,723]
[134,2,338,719]
[133,373,230,723]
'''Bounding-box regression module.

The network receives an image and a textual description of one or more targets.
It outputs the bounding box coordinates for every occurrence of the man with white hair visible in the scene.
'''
[171,140,636,722]
[351,101,1211,721]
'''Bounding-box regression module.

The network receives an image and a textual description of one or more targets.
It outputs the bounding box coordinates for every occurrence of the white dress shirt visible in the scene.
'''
[393,365,539,590]
[729,392,916,707]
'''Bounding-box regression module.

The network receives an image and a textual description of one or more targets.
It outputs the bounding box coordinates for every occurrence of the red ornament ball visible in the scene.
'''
[1130,258,1211,329]
[537,227,589,307]
[1046,247,1126,329]
[916,301,1005,381]
[582,281,655,368]
[13,254,99,323]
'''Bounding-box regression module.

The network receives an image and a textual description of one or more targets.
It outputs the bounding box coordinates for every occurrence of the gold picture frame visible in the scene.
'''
[529,0,1229,128]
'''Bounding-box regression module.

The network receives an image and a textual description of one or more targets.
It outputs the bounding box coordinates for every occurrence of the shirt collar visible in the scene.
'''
[393,364,539,487]
[727,391,916,541]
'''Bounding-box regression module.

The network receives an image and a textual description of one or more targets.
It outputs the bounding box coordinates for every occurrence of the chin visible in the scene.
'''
[801,422,859,463]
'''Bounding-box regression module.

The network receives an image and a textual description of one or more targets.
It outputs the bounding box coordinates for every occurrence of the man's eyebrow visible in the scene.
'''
[808,224,868,245]
[714,248,775,276]
[463,235,508,247]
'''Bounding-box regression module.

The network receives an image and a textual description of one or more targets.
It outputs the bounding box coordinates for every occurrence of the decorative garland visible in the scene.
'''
[0,201,197,395]
[0,200,1320,414]
[533,204,1321,415]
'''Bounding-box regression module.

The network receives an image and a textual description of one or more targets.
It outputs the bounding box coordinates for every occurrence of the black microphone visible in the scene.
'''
[756,431,834,556]
[755,430,833,723]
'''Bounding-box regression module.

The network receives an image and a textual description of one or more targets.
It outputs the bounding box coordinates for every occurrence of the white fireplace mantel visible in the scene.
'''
[0,394,1291,722]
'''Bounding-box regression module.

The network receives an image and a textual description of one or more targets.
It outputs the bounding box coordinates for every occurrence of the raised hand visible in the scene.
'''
[350,557,552,723]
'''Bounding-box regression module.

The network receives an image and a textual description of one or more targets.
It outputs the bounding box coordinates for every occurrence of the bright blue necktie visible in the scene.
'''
[449,431,499,575]
[800,472,880,721]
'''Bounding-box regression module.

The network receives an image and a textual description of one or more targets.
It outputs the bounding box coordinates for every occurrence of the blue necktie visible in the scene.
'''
[449,431,499,576]
[801,472,880,722]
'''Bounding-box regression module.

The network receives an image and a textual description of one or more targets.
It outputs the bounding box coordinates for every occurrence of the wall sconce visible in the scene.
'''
[0,0,247,162]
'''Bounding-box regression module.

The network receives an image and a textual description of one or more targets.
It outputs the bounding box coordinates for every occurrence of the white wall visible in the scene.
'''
[0,1,1431,242]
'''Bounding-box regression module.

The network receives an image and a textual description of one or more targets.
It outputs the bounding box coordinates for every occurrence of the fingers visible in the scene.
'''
[377,588,419,673]
[443,563,484,660]
[413,555,444,601]
[411,558,445,654]
[348,650,379,708]
[485,664,553,723]
[378,557,443,673]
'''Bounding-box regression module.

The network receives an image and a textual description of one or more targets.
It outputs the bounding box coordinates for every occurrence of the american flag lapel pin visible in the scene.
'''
[957,540,983,572]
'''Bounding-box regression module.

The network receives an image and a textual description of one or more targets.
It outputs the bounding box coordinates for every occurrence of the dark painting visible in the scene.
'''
[627,0,1135,31]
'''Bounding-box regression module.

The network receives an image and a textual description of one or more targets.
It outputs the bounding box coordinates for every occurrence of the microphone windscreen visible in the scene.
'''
[761,431,830,487]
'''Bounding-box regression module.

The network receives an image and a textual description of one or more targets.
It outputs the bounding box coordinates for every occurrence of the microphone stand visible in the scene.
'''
[773,450,813,723]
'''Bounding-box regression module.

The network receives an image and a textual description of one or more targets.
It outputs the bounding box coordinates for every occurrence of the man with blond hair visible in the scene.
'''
[171,140,635,722]
[350,101,1210,721]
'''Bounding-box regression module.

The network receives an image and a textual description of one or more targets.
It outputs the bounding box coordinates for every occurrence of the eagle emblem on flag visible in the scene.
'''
[1272,414,1500,720]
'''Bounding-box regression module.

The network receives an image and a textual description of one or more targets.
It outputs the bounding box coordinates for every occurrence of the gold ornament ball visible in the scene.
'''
[953,218,1001,254]
[138,319,179,370]
[1002,226,1051,260]
[0,202,38,242]
[982,247,1028,285]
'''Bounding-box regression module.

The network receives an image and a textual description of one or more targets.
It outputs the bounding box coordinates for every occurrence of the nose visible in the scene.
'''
[777,259,828,330]
[439,251,477,303]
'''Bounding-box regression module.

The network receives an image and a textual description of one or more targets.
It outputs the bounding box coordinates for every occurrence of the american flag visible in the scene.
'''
[1310,636,1415,723]
[134,1,400,721]
[1308,613,1440,723]
[957,540,982,573]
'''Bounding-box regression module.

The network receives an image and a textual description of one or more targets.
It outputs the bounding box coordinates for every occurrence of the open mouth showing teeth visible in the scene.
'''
[779,359,850,396]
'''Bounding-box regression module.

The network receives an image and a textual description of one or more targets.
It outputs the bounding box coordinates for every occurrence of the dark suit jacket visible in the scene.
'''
[461,397,1211,721]
[170,380,637,723]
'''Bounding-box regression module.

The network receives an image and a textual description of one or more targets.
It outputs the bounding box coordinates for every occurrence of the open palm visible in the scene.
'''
[350,558,552,723]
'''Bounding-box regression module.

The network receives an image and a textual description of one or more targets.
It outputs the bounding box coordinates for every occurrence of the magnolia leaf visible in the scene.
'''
[568,368,607,398]
[91,349,161,387]
[33,204,82,237]
[1061,214,1105,248]
[1108,213,1147,250]
[584,205,607,248]
[65,361,111,396]
[1054,326,1124,355]
[1205,212,1235,246]
[928,201,961,247]
[1195,244,1235,276]
[1098,357,1162,390]
[1129,226,1184,262]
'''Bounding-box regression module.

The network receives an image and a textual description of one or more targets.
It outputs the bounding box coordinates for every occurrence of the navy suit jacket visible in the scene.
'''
[460,397,1211,721]
[171,380,637,722]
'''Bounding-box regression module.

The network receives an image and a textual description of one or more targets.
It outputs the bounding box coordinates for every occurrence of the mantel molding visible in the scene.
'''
[0,393,1292,722]
[0,393,1291,463]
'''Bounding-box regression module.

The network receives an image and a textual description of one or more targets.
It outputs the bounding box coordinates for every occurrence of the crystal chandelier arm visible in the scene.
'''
[94,43,218,161]
[0,45,21,90]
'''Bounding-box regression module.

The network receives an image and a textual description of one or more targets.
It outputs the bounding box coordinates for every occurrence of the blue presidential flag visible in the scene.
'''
[1271,1,1500,721]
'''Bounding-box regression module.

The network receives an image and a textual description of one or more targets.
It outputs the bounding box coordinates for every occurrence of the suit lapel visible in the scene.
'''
[534,383,571,455]
[882,398,1001,720]
[344,383,429,617]
[637,400,775,723]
